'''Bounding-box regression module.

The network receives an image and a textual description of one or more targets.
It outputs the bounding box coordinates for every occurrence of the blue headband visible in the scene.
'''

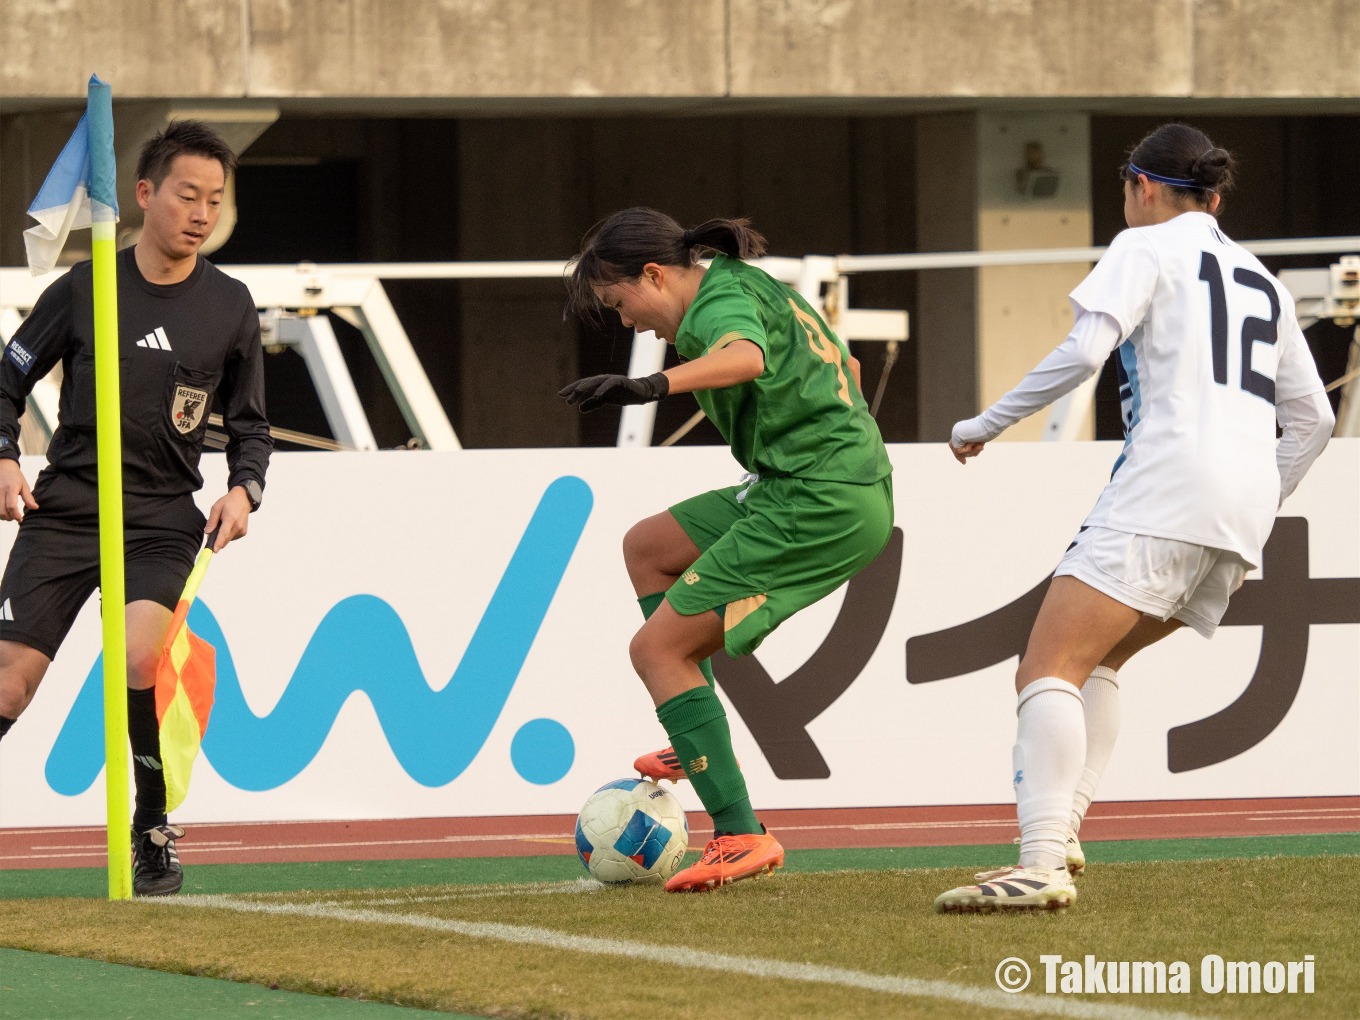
[1128,162,1213,191]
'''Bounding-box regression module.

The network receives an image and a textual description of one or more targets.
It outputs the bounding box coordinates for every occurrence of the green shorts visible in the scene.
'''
[666,474,894,657]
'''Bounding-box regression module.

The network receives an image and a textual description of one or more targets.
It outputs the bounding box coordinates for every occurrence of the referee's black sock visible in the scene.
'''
[0,715,14,741]
[127,688,167,834]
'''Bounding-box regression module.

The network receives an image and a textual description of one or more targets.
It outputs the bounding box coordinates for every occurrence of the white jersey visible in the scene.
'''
[1071,212,1325,568]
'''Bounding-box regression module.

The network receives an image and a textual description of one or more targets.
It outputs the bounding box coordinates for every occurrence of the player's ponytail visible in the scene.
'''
[1122,124,1236,209]
[567,207,767,320]
[682,217,767,260]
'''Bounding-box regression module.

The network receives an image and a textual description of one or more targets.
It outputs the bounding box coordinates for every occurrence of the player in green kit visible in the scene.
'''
[561,208,894,892]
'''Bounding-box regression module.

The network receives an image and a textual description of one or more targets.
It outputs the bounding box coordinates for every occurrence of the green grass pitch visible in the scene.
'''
[1,837,1356,1019]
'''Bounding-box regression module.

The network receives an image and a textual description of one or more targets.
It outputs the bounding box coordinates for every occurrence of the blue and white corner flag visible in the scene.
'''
[23,74,119,276]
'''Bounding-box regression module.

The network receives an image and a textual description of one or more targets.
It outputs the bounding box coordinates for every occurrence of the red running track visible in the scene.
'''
[3,796,1358,870]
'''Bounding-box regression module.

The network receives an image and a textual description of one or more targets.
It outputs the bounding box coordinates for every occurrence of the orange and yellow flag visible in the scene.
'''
[154,542,217,813]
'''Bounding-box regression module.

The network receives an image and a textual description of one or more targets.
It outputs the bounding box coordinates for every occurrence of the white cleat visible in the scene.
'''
[935,865,1076,914]
[974,864,1018,881]
[1067,831,1085,877]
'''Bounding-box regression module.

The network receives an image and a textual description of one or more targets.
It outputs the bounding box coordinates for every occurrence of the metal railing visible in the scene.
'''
[3,233,1357,451]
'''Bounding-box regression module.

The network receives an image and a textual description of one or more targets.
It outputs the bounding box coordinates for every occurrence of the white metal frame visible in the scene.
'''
[616,330,669,448]
[273,312,377,451]
[217,266,461,451]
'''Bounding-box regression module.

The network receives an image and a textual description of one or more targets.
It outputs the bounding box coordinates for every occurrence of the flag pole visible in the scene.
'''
[87,75,131,901]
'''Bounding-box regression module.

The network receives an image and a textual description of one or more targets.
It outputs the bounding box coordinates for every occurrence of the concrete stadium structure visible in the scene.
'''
[3,1,1358,447]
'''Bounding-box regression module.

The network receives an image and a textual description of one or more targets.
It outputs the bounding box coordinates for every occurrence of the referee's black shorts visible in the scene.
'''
[0,473,205,660]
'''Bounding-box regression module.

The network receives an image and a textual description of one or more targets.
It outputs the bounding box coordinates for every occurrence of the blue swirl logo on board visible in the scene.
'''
[44,476,593,795]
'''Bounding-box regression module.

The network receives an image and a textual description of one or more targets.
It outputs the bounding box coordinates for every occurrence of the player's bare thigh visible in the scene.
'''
[0,641,52,718]
[0,600,175,717]
[1015,576,1143,693]
[622,510,702,597]
[1101,615,1184,672]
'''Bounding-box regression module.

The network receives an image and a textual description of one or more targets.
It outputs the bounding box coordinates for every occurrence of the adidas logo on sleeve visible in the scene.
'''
[1,598,14,622]
[135,327,173,351]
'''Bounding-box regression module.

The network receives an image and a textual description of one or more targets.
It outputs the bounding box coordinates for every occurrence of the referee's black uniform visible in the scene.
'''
[0,246,271,652]
[0,246,271,888]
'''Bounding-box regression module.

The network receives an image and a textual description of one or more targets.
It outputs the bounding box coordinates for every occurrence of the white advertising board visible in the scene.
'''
[0,440,1356,828]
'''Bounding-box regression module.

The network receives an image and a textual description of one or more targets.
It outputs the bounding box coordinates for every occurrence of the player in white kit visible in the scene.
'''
[934,124,1336,912]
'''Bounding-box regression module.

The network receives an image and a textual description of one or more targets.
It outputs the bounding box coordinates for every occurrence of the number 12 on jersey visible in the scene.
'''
[1198,251,1280,404]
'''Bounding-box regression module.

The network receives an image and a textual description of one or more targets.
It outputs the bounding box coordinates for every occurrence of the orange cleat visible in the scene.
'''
[634,746,685,783]
[635,746,741,784]
[664,830,784,893]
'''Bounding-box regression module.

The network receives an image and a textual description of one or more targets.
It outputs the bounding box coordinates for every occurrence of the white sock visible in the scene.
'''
[1070,666,1120,835]
[1013,677,1085,871]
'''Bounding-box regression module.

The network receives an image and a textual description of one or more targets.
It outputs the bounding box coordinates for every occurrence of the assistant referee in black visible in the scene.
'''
[0,121,271,895]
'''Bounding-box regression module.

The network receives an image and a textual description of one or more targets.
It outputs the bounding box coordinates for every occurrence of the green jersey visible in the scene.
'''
[673,254,892,485]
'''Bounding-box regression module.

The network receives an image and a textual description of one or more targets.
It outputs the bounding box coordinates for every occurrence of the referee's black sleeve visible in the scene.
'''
[219,297,272,492]
[0,274,74,463]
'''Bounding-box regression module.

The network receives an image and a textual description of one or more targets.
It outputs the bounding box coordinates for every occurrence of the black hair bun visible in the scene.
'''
[1191,147,1232,188]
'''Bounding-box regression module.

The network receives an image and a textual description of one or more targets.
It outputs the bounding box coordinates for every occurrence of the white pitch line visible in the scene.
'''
[344,877,606,906]
[228,877,606,907]
[0,832,575,863]
[158,895,1211,1020]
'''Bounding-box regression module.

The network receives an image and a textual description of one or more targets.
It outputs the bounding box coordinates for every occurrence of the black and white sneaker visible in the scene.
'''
[132,824,186,896]
[935,864,1076,913]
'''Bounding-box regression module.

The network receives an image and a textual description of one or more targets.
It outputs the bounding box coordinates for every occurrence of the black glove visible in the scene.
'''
[558,372,670,413]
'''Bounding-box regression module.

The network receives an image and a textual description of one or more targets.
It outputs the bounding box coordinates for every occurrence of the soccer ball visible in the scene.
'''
[575,778,689,885]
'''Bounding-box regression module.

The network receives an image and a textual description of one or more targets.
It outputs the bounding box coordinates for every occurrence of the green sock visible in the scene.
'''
[638,592,666,619]
[655,686,761,835]
[639,592,716,689]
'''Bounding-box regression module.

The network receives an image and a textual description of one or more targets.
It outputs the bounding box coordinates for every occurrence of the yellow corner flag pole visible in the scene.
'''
[87,75,132,900]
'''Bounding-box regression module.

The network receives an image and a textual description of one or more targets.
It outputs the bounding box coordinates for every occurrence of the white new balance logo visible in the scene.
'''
[136,327,172,351]
[1,599,13,622]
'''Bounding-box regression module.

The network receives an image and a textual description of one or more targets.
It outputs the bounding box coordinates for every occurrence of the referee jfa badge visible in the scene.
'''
[172,384,209,434]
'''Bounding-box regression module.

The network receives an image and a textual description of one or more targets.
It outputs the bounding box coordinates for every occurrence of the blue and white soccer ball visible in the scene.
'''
[575,778,689,885]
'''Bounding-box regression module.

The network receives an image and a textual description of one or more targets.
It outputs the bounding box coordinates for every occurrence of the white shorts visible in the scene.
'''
[1054,526,1249,638]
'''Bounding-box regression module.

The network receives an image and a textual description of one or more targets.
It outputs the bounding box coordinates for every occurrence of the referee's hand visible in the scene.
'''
[0,460,37,522]
[204,486,252,553]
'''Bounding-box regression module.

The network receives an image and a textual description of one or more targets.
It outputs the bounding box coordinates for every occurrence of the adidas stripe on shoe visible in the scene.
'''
[635,746,685,783]
[1066,831,1085,876]
[665,831,784,893]
[935,865,1075,914]
[634,745,742,784]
